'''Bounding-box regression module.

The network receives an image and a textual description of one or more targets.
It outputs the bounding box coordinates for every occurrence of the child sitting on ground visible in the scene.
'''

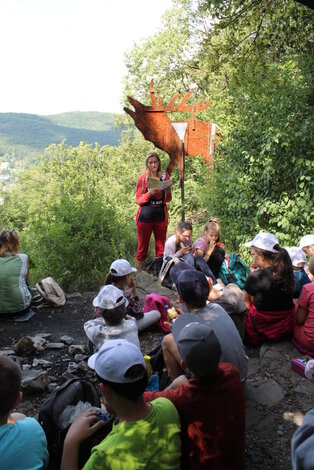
[293,255,314,356]
[192,219,225,280]
[144,315,245,469]
[299,235,314,280]
[286,247,311,298]
[84,284,140,350]
[243,232,295,346]
[0,356,49,468]
[61,339,181,470]
[105,259,160,331]
[162,221,220,287]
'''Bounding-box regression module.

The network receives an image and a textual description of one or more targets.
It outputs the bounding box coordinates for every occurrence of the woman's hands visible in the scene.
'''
[148,188,160,196]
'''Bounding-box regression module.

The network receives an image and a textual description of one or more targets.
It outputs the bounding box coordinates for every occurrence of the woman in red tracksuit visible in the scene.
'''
[136,151,172,270]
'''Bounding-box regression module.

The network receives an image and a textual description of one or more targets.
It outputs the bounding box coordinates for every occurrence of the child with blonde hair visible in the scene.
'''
[193,219,225,279]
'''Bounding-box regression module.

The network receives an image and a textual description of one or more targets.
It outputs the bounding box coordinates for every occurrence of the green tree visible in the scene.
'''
[123,0,314,252]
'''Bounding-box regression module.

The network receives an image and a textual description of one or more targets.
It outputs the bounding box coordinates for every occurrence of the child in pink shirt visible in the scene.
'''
[293,255,314,355]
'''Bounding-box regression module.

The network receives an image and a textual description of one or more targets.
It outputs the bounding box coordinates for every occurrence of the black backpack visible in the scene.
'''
[38,378,113,469]
[145,256,164,277]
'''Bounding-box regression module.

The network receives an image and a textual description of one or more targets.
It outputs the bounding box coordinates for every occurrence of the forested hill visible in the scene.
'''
[0,111,121,164]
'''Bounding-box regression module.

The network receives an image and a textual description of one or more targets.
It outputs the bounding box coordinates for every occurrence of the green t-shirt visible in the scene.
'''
[83,397,181,470]
[0,254,31,314]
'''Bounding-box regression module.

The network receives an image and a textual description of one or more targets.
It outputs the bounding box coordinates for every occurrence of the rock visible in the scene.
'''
[69,344,86,355]
[35,333,52,339]
[245,378,284,406]
[135,271,157,289]
[60,335,74,345]
[32,358,53,367]
[0,348,15,356]
[60,356,71,362]
[61,371,78,382]
[245,398,265,430]
[22,364,32,371]
[74,354,86,362]
[16,400,35,416]
[45,342,65,350]
[13,337,36,356]
[78,361,89,373]
[31,334,50,350]
[247,358,260,377]
[260,340,299,359]
[66,293,83,299]
[67,362,78,373]
[48,383,58,392]
[21,369,49,395]
[295,380,313,396]
[260,345,282,360]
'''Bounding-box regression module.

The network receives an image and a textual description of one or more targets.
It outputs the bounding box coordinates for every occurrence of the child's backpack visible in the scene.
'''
[219,253,250,289]
[35,277,66,307]
[143,293,173,333]
[159,257,177,289]
[38,378,113,469]
[145,257,164,277]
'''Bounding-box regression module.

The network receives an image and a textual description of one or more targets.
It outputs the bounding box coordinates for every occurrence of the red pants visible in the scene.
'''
[136,221,167,261]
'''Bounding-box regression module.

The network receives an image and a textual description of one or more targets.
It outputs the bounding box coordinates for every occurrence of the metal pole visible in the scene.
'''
[181,140,185,222]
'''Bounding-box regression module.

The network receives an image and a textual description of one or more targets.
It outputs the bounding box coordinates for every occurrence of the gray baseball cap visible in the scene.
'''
[172,313,221,376]
[93,285,128,310]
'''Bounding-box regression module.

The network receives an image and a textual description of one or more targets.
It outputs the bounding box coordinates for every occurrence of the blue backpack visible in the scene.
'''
[219,252,250,289]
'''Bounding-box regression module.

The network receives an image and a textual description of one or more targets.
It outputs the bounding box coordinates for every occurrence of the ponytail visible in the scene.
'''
[105,272,127,288]
[0,229,19,256]
[256,245,294,294]
[271,246,294,294]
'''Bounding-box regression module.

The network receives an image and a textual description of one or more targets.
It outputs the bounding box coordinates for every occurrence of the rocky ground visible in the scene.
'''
[0,271,312,469]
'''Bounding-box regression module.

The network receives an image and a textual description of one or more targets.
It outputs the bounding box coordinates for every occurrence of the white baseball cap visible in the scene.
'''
[285,247,306,267]
[93,285,128,309]
[88,339,146,383]
[110,259,137,277]
[299,235,314,250]
[244,232,279,253]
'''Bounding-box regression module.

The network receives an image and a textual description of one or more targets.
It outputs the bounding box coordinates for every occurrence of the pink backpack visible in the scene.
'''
[143,293,172,333]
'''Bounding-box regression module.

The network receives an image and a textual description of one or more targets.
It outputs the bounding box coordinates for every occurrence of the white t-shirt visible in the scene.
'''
[163,234,192,260]
[84,317,140,350]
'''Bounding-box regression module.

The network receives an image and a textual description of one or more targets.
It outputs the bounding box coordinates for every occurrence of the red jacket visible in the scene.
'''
[136,172,172,224]
[144,363,245,470]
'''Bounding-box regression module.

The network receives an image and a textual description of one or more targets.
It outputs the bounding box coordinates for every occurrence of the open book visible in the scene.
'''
[148,178,171,190]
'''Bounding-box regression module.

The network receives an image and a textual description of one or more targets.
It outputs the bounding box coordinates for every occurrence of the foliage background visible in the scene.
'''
[1,0,313,290]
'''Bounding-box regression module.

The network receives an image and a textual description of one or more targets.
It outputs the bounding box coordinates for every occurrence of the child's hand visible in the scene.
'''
[208,238,216,251]
[64,410,104,445]
[129,277,137,296]
[179,246,192,255]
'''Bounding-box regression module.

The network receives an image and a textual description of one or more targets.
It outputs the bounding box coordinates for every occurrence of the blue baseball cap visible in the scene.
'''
[170,262,209,303]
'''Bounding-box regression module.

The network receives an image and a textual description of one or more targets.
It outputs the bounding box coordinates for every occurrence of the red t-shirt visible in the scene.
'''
[297,282,314,346]
[144,363,245,470]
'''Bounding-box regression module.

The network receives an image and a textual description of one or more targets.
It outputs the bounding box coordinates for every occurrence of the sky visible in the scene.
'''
[0,0,173,115]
